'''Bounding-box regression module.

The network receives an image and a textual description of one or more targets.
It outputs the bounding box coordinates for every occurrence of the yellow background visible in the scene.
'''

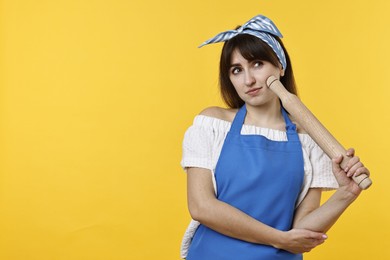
[1,0,389,259]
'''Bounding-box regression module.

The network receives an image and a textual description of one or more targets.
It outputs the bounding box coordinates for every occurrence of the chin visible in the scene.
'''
[245,97,278,108]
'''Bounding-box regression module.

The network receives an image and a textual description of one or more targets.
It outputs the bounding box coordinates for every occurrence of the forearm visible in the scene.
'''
[293,188,357,233]
[187,167,327,253]
[190,197,282,247]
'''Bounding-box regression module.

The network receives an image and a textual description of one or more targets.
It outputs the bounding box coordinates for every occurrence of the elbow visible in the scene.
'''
[188,199,212,223]
[188,208,201,222]
[188,201,203,222]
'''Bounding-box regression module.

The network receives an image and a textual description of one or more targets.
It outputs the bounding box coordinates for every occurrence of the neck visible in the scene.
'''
[245,100,284,129]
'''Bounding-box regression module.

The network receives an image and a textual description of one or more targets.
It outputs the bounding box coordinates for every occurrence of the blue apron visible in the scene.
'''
[186,105,304,260]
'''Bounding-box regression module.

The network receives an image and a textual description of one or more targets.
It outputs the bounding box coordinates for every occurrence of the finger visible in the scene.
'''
[333,154,343,164]
[306,231,327,240]
[346,148,355,157]
[332,155,343,172]
[314,239,325,247]
[354,166,370,177]
[347,162,364,177]
[344,156,360,173]
[305,238,325,252]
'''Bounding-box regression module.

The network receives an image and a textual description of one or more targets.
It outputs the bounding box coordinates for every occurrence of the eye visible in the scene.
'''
[231,67,242,75]
[253,61,264,68]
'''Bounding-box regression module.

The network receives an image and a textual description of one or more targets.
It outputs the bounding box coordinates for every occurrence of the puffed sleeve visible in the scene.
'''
[180,116,215,171]
[307,136,339,189]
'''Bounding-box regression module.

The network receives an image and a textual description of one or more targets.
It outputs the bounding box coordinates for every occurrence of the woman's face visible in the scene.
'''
[229,49,283,107]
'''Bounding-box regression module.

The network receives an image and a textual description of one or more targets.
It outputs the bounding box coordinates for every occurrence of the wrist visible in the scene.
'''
[335,187,359,203]
[269,229,286,249]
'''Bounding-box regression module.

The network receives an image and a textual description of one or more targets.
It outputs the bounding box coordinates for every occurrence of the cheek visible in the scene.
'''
[229,76,240,89]
[229,77,244,96]
[259,67,279,81]
[256,74,268,83]
[270,66,282,78]
[229,73,245,85]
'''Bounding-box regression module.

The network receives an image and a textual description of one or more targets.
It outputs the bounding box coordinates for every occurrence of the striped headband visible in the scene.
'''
[199,15,287,70]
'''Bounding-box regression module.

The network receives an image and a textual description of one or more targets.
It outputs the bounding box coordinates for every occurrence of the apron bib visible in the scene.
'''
[187,105,304,260]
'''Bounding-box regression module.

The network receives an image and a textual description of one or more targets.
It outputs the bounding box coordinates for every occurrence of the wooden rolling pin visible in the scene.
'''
[266,76,372,190]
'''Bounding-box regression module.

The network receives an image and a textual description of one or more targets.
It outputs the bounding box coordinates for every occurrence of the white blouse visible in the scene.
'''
[180,114,338,258]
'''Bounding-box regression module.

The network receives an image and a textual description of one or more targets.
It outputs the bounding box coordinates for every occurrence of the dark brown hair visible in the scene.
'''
[219,33,297,108]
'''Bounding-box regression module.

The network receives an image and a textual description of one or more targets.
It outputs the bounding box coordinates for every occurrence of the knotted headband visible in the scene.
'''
[199,15,287,70]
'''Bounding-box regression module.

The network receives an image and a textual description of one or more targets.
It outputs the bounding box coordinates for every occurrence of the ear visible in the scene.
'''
[278,63,285,77]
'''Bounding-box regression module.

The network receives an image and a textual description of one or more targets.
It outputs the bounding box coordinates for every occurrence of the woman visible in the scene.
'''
[180,14,369,259]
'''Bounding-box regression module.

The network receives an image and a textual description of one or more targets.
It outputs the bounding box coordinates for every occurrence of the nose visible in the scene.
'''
[244,70,256,86]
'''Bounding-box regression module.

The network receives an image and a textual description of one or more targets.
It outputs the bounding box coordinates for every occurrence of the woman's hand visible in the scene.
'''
[274,228,327,254]
[332,148,370,197]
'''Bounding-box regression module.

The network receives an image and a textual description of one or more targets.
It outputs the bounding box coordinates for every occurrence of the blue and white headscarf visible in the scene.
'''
[199,15,287,70]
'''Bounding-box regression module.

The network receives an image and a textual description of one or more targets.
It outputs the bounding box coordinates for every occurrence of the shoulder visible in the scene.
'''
[199,106,238,123]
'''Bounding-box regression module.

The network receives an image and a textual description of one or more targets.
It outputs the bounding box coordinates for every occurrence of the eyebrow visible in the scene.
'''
[229,63,241,68]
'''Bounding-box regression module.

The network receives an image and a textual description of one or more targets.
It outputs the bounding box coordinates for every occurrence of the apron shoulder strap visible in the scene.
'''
[281,107,300,141]
[229,105,246,135]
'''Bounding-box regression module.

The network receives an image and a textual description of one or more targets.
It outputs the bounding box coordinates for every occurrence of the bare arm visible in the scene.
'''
[187,167,327,253]
[293,148,369,233]
[293,188,354,233]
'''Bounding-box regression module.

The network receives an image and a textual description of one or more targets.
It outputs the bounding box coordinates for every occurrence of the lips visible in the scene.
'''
[246,87,262,95]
